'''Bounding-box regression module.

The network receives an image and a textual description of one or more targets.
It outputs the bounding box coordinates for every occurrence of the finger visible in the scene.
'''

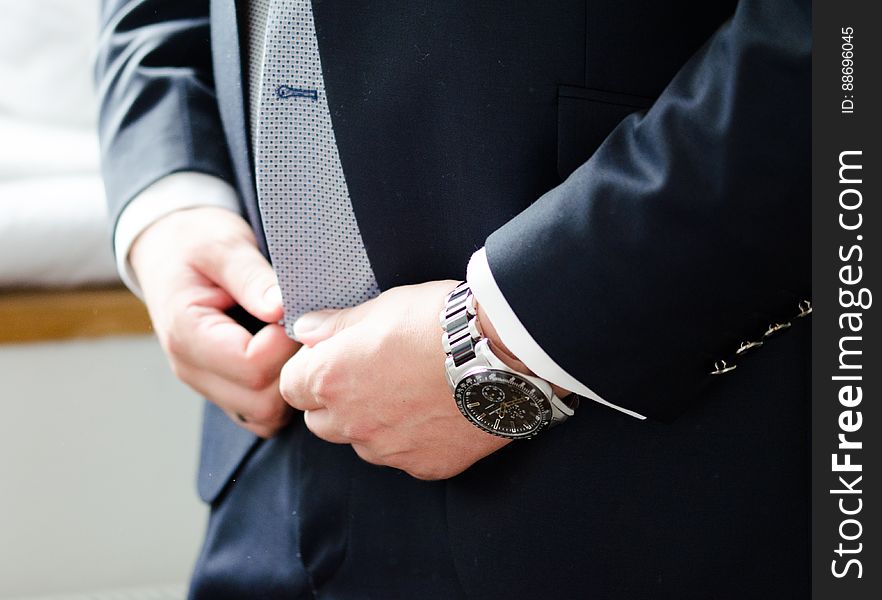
[178,311,299,388]
[195,234,285,324]
[246,322,302,377]
[176,359,291,421]
[292,298,377,346]
[302,409,348,444]
[175,362,293,435]
[279,345,325,411]
[292,308,346,346]
[291,308,340,346]
[223,408,286,439]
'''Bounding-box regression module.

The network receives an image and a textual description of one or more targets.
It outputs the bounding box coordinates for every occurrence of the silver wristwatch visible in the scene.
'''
[440,282,577,439]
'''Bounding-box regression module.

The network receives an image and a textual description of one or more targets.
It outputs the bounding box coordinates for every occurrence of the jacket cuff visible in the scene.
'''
[466,247,646,420]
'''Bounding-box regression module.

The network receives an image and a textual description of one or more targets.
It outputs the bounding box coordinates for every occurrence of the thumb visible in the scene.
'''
[198,235,284,323]
[293,308,348,346]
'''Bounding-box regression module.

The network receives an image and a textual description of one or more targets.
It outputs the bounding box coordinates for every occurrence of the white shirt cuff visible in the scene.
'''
[114,172,241,298]
[466,247,646,420]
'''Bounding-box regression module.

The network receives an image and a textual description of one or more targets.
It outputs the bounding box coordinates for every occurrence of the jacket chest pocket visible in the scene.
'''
[557,85,653,180]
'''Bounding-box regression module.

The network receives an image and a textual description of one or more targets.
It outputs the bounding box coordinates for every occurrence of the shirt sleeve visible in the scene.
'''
[114,172,242,297]
[467,247,647,420]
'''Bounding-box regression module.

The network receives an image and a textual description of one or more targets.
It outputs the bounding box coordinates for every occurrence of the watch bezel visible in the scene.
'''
[453,367,554,439]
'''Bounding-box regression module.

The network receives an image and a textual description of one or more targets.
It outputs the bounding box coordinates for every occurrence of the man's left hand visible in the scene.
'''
[279,280,509,480]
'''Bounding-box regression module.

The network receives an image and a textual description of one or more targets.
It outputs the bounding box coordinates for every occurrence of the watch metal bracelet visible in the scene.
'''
[439,282,482,368]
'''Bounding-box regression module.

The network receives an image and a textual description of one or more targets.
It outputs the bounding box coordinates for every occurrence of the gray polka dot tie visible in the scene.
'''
[252,0,380,338]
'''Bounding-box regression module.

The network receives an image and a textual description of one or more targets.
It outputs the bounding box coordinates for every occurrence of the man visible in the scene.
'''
[97,0,811,597]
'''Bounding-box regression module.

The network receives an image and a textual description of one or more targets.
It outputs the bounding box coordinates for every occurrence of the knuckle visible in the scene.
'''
[340,420,377,444]
[279,384,296,408]
[352,444,382,466]
[408,469,433,481]
[311,359,341,405]
[404,458,459,481]
[205,233,243,257]
[240,265,273,295]
[242,364,274,391]
[163,326,185,359]
[407,466,446,481]
[248,423,278,439]
[279,360,298,401]
[163,304,194,360]
[192,234,241,272]
[250,398,288,425]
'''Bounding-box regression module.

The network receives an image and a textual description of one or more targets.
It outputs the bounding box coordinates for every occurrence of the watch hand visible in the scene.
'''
[489,397,529,418]
[503,398,529,410]
[490,404,511,417]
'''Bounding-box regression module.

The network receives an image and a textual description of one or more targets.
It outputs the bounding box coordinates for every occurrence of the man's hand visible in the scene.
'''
[279,281,509,480]
[131,207,300,438]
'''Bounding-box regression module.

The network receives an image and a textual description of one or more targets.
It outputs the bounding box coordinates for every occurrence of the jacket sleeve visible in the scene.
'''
[95,0,234,232]
[484,0,811,421]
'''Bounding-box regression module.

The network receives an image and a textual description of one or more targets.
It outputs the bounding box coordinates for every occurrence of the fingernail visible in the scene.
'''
[293,311,328,337]
[263,284,282,308]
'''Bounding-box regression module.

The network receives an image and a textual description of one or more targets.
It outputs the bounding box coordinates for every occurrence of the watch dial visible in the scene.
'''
[455,369,551,439]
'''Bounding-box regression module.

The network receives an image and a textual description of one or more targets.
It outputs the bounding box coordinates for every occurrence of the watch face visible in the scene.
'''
[454,369,552,439]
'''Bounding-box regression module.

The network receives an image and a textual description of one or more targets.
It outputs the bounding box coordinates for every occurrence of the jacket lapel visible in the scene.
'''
[209,0,268,255]
[197,0,263,503]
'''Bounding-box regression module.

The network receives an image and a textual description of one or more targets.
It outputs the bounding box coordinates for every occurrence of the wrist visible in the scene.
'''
[473,299,573,399]
[473,300,526,370]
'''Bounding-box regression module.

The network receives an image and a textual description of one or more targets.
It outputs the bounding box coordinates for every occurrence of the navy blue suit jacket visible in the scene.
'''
[97,1,810,597]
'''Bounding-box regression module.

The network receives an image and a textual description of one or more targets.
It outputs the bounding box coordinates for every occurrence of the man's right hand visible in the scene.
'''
[130,206,299,438]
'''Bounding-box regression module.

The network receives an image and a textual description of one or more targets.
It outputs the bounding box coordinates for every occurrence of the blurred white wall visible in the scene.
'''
[0,336,207,598]
[0,0,99,128]
[0,0,119,288]
[0,3,210,595]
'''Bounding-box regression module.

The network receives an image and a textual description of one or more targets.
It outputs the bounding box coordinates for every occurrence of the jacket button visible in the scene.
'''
[710,360,737,375]
[763,322,792,338]
[736,340,764,355]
